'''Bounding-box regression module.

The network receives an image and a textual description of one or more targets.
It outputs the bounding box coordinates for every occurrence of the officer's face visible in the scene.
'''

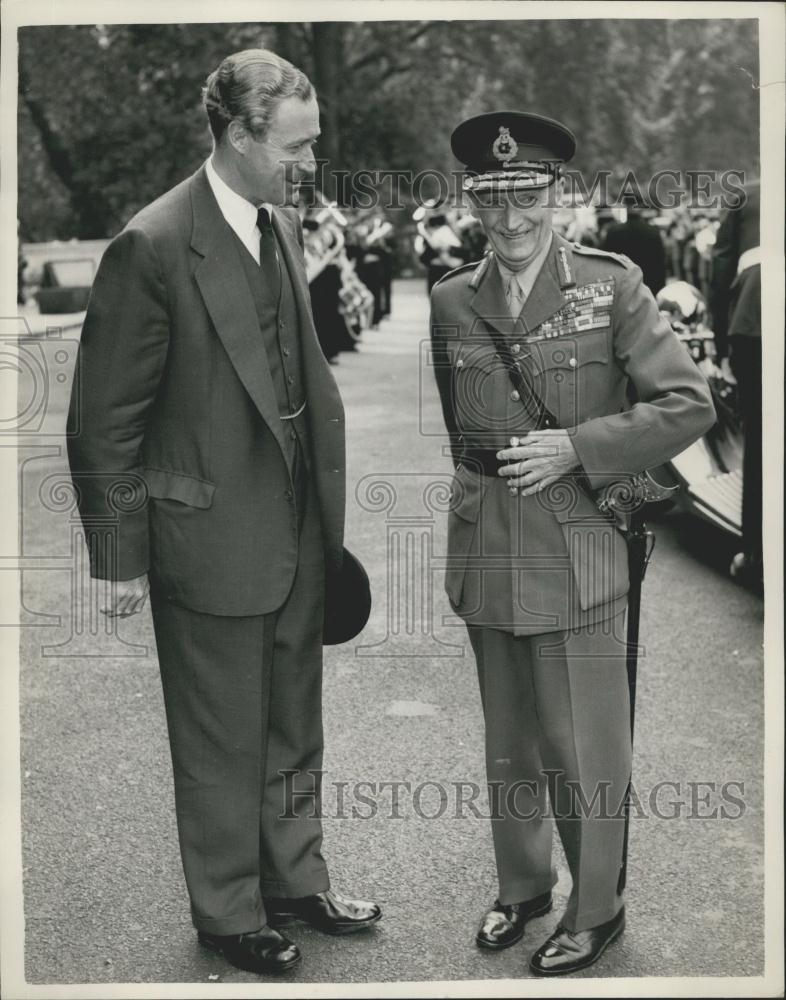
[229,94,320,206]
[470,185,559,270]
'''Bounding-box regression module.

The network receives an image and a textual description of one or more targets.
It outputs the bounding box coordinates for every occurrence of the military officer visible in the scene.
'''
[429,111,716,975]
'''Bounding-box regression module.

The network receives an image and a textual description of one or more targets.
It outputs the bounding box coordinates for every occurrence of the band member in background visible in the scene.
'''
[414,199,467,291]
[300,196,374,363]
[429,111,715,976]
[366,212,395,319]
[354,216,389,327]
[67,48,381,977]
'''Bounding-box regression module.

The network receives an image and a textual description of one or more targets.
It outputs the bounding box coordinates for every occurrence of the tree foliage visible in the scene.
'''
[18,19,759,240]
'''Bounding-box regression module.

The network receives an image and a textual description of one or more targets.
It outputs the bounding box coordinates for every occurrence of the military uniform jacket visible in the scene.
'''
[429,233,716,635]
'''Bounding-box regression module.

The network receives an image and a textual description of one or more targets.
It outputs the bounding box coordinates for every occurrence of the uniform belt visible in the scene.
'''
[458,447,503,478]
[737,246,760,275]
[280,399,307,420]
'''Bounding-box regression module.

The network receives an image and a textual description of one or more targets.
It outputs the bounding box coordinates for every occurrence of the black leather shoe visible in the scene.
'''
[476,892,552,950]
[198,925,301,975]
[528,906,625,975]
[265,889,381,935]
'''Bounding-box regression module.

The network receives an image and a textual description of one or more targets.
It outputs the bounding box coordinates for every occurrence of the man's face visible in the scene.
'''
[234,94,320,206]
[470,184,559,270]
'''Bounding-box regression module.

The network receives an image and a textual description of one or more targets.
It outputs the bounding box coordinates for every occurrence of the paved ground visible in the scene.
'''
[17,279,768,990]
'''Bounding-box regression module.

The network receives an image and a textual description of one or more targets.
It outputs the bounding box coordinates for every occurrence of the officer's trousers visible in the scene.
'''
[149,450,329,935]
[467,611,631,933]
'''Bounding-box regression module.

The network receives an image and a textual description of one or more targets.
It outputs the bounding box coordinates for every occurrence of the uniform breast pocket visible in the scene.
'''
[453,342,518,432]
[531,331,611,424]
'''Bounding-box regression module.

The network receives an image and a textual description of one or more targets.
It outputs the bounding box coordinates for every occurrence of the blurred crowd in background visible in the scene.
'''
[17,196,730,362]
[280,194,727,364]
[17,18,758,369]
[15,18,762,581]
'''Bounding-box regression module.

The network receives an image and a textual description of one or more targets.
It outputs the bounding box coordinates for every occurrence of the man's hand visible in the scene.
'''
[100,573,150,618]
[497,430,580,497]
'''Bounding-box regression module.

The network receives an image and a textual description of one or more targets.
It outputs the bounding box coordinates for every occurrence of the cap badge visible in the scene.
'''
[492,126,518,166]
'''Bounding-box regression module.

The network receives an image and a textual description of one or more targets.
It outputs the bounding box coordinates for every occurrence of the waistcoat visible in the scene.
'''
[232,227,310,472]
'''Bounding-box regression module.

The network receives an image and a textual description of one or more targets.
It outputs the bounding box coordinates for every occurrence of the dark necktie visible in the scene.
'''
[257,207,281,299]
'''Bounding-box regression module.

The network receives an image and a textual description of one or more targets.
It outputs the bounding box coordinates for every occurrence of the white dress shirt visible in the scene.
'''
[205,156,274,265]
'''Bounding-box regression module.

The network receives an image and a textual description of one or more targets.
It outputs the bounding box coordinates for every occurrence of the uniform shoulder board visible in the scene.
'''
[571,242,634,269]
[432,253,490,291]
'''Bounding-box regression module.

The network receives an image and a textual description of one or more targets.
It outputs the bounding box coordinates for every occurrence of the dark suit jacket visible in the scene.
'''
[709,180,760,358]
[67,163,346,616]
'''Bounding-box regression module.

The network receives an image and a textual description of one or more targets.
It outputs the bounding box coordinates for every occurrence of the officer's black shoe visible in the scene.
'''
[476,892,553,950]
[265,889,382,935]
[198,925,301,975]
[528,906,625,976]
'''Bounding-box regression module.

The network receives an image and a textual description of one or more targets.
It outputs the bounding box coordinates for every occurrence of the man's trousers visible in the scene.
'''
[467,611,631,933]
[149,457,329,936]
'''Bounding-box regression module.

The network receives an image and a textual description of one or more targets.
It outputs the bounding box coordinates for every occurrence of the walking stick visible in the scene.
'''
[617,510,654,895]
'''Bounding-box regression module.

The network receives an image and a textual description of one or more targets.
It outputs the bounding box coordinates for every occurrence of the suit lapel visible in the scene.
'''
[272,207,346,562]
[190,166,286,455]
[272,209,344,423]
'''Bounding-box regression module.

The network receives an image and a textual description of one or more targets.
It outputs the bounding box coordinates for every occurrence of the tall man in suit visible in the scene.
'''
[430,112,716,975]
[67,49,380,976]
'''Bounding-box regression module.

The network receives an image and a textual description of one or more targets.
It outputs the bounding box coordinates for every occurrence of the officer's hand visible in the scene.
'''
[497,430,580,497]
[99,573,150,618]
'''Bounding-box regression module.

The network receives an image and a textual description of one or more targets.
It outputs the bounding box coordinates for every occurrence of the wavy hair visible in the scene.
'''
[202,49,314,144]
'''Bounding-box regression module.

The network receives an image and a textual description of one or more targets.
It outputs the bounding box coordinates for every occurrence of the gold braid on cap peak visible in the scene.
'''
[463,169,555,192]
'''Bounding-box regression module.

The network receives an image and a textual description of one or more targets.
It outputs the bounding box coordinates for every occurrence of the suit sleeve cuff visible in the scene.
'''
[86,514,150,581]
